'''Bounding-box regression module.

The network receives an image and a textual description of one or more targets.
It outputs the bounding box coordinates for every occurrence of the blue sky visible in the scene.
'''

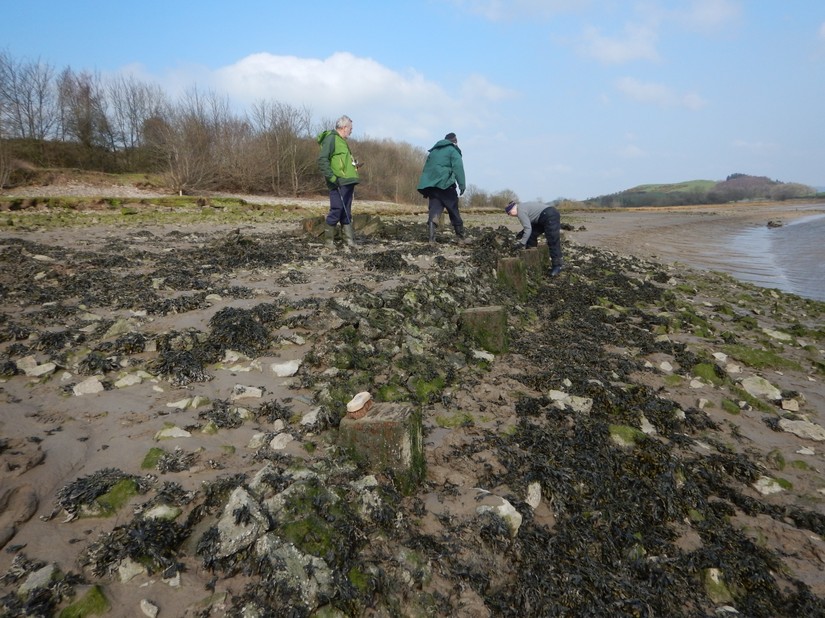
[4,0,825,201]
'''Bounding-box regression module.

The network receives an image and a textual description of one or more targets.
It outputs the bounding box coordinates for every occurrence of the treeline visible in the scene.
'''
[0,51,516,208]
[588,173,817,208]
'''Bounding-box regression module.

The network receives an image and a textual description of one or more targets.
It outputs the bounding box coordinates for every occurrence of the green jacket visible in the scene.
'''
[416,139,466,195]
[317,130,360,190]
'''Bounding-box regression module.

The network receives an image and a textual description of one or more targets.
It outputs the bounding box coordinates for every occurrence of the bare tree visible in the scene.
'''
[106,74,167,167]
[0,52,58,140]
[56,68,114,153]
[250,100,316,196]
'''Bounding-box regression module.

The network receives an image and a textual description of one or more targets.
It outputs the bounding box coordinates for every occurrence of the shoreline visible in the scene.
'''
[2,199,825,616]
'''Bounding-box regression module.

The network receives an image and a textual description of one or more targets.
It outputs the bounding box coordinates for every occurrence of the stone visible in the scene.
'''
[525,482,542,509]
[231,384,264,400]
[73,376,105,396]
[140,599,159,618]
[338,403,424,491]
[269,433,294,450]
[778,418,825,441]
[271,359,302,377]
[154,426,191,440]
[740,375,782,401]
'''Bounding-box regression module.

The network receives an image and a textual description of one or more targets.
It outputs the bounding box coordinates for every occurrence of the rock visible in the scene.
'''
[525,482,542,509]
[753,475,784,495]
[140,599,159,618]
[476,491,523,536]
[269,433,294,450]
[778,418,825,441]
[118,558,147,583]
[271,359,302,377]
[154,426,191,440]
[73,376,105,396]
[740,376,781,401]
[231,384,263,400]
[781,399,800,412]
[215,487,269,558]
[460,305,508,353]
[19,564,57,596]
[115,373,142,388]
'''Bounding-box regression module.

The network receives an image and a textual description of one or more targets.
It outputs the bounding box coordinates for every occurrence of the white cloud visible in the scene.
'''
[618,144,646,158]
[616,77,706,110]
[451,0,584,21]
[579,23,660,64]
[677,0,742,33]
[819,22,825,40]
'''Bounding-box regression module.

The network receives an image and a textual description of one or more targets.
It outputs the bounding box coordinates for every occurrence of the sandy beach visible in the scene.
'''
[2,191,825,616]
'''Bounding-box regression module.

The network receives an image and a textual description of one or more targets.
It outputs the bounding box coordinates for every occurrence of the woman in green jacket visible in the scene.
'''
[416,132,469,244]
[317,115,362,247]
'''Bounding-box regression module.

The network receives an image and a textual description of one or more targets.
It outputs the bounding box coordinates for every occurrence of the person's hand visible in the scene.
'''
[515,230,524,240]
[512,242,524,251]
[355,161,365,169]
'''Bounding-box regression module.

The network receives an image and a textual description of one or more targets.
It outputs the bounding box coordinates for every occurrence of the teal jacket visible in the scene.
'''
[416,139,466,195]
[317,130,360,190]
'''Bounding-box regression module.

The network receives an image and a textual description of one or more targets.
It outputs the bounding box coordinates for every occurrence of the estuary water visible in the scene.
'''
[725,211,825,302]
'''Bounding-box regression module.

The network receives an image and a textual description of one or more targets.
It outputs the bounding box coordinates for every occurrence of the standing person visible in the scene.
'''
[505,200,564,276]
[417,132,469,244]
[317,115,362,247]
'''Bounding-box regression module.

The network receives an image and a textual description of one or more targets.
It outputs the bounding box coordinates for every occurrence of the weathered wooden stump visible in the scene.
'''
[338,403,424,493]
[496,257,528,299]
[459,305,508,353]
[522,247,549,279]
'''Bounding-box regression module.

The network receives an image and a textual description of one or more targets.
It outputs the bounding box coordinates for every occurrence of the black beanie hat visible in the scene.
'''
[444,132,457,143]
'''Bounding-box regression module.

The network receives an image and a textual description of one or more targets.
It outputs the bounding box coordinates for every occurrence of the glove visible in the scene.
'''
[515,230,524,240]
[512,242,525,251]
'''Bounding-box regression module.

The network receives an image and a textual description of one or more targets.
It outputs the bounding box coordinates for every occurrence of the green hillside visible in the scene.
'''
[588,174,817,207]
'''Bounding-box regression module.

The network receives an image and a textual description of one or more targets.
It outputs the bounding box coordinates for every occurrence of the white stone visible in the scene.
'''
[347,391,372,413]
[271,419,285,432]
[712,352,728,362]
[73,376,104,396]
[271,359,302,377]
[477,496,523,536]
[19,564,56,595]
[740,376,782,401]
[762,328,792,341]
[725,363,742,375]
[781,399,800,412]
[144,504,182,520]
[231,384,263,400]
[778,418,825,441]
[166,397,192,409]
[796,447,815,456]
[472,349,495,362]
[248,432,269,449]
[270,433,294,450]
[697,398,709,410]
[154,426,191,440]
[118,558,147,583]
[525,482,542,509]
[753,475,784,495]
[115,374,143,388]
[300,407,321,427]
[640,415,657,435]
[659,361,673,373]
[140,599,159,618]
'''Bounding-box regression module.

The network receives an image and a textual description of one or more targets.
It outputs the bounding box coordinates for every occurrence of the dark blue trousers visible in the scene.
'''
[326,184,355,226]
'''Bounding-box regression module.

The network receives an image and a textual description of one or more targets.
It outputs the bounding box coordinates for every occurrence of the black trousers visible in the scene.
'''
[424,186,463,229]
[526,206,562,264]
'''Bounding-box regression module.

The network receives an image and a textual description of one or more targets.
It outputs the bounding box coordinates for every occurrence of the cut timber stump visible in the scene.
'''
[338,403,424,493]
[496,257,528,299]
[460,306,508,354]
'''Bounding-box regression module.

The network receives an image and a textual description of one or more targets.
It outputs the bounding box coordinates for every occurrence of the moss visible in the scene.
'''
[608,424,646,448]
[790,459,812,471]
[729,385,775,413]
[688,508,705,523]
[693,362,723,386]
[663,374,683,387]
[59,584,110,617]
[721,399,741,415]
[303,441,317,454]
[348,566,372,593]
[722,344,802,371]
[140,447,165,470]
[775,477,793,490]
[434,412,474,428]
[410,374,446,404]
[375,384,407,402]
[95,478,138,516]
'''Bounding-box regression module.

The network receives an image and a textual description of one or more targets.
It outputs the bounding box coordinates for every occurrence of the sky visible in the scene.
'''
[3,0,825,201]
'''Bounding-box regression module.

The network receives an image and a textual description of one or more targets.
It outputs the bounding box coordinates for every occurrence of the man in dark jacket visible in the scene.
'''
[416,132,469,244]
[317,115,362,247]
[506,200,564,276]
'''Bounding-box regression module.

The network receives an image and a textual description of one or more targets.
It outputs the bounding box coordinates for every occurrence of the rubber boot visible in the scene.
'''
[342,224,355,247]
[549,261,564,277]
[454,225,471,245]
[428,221,437,244]
[324,224,336,247]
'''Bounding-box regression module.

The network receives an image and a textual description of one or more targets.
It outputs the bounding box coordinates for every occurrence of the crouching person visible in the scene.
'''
[505,200,563,276]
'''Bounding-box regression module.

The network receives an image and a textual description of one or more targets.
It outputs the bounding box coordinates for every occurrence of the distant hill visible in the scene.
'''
[586,174,817,207]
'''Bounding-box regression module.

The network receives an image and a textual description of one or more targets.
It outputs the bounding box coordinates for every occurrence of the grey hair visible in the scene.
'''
[335,115,353,129]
